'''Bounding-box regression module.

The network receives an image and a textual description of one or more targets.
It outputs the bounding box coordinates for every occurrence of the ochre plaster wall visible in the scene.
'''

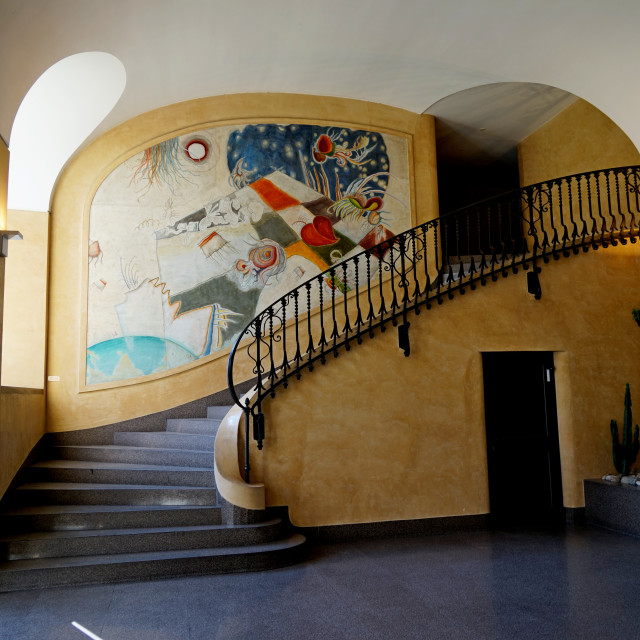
[518,98,640,185]
[0,388,45,499]
[0,138,46,498]
[248,243,640,525]
[233,98,640,527]
[1,210,49,389]
[47,94,438,432]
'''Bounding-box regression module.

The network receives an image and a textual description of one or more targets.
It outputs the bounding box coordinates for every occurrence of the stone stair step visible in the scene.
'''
[0,534,307,592]
[0,519,283,560]
[9,483,217,506]
[24,460,215,487]
[114,431,216,451]
[51,445,213,467]
[165,418,222,435]
[207,405,234,419]
[0,504,222,532]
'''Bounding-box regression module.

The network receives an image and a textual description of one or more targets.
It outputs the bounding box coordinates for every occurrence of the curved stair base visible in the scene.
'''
[0,405,306,592]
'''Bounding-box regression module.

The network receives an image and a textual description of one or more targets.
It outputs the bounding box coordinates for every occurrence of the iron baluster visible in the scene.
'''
[293,289,302,378]
[387,243,401,321]
[615,169,629,242]
[556,179,570,256]
[342,262,352,350]
[306,282,314,371]
[546,183,560,260]
[626,168,639,237]
[354,255,364,344]
[410,229,421,309]
[318,275,327,364]
[267,307,276,397]
[536,185,551,262]
[566,177,579,254]
[585,174,599,250]
[576,176,589,251]
[366,250,375,338]
[605,170,618,246]
[330,267,339,355]
[422,224,432,308]
[433,219,443,303]
[378,246,388,330]
[594,171,608,248]
[281,295,289,388]
[399,235,410,323]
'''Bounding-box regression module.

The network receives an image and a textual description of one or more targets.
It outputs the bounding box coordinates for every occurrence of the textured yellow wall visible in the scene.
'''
[250,242,640,525]
[235,98,640,526]
[518,98,640,185]
[0,140,47,500]
[47,94,438,432]
[0,389,45,499]
[1,210,49,389]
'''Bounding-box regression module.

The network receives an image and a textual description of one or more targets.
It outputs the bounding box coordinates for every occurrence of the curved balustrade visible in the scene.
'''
[227,165,640,481]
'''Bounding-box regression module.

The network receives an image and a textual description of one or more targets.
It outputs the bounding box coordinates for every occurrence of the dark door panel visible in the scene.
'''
[482,351,563,525]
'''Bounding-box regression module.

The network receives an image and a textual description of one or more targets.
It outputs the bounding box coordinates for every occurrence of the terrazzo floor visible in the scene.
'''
[0,525,638,640]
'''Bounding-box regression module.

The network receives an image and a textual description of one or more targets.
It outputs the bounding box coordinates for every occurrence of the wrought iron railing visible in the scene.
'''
[227,165,640,481]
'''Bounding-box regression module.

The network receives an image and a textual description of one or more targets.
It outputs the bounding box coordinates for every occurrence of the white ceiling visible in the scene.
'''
[1,0,639,204]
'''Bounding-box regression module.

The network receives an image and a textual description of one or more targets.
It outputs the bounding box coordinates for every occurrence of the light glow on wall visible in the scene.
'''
[8,52,126,212]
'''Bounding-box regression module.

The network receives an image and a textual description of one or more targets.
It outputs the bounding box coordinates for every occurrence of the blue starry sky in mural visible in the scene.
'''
[227,124,390,201]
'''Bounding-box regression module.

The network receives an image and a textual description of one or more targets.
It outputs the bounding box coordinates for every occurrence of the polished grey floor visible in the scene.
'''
[0,525,638,640]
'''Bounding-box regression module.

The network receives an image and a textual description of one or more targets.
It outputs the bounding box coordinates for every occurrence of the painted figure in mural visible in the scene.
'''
[88,240,103,264]
[235,239,287,288]
[311,128,375,166]
[329,172,399,227]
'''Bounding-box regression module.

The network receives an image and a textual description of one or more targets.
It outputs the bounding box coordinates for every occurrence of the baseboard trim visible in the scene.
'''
[298,514,489,543]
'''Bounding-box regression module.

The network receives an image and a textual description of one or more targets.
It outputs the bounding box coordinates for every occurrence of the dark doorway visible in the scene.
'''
[482,351,563,525]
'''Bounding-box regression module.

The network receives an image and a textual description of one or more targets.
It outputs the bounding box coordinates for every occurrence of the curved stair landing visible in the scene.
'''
[0,406,305,592]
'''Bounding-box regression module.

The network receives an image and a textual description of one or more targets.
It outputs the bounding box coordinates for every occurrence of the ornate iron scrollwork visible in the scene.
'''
[226,164,640,482]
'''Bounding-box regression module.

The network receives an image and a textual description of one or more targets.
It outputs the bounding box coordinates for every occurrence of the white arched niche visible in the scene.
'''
[8,52,126,212]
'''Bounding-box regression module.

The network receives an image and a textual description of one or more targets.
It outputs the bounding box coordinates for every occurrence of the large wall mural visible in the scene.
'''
[86,123,410,385]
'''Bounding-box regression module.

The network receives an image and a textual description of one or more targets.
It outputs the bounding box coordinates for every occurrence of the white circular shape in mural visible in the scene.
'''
[184,138,209,162]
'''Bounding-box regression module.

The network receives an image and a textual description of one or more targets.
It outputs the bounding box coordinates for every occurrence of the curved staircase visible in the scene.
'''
[0,406,305,592]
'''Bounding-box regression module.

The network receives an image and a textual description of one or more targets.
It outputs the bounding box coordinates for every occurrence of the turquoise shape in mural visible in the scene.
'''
[86,336,197,384]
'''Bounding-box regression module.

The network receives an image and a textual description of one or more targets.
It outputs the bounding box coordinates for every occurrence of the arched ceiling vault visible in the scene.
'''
[1,0,639,209]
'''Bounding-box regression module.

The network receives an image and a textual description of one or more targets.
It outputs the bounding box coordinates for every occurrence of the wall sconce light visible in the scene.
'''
[0,230,22,257]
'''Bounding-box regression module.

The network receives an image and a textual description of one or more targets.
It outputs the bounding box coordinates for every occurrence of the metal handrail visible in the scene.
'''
[227,164,640,481]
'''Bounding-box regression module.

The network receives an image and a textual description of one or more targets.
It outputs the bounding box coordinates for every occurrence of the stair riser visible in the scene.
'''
[51,447,213,467]
[0,507,222,533]
[165,419,222,435]
[114,432,216,451]
[0,539,307,592]
[24,468,215,487]
[9,488,218,507]
[1,522,281,560]
[207,406,233,420]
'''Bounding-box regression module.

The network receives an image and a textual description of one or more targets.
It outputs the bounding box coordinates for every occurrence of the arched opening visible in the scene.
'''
[8,51,126,212]
[2,52,125,389]
[425,82,577,214]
